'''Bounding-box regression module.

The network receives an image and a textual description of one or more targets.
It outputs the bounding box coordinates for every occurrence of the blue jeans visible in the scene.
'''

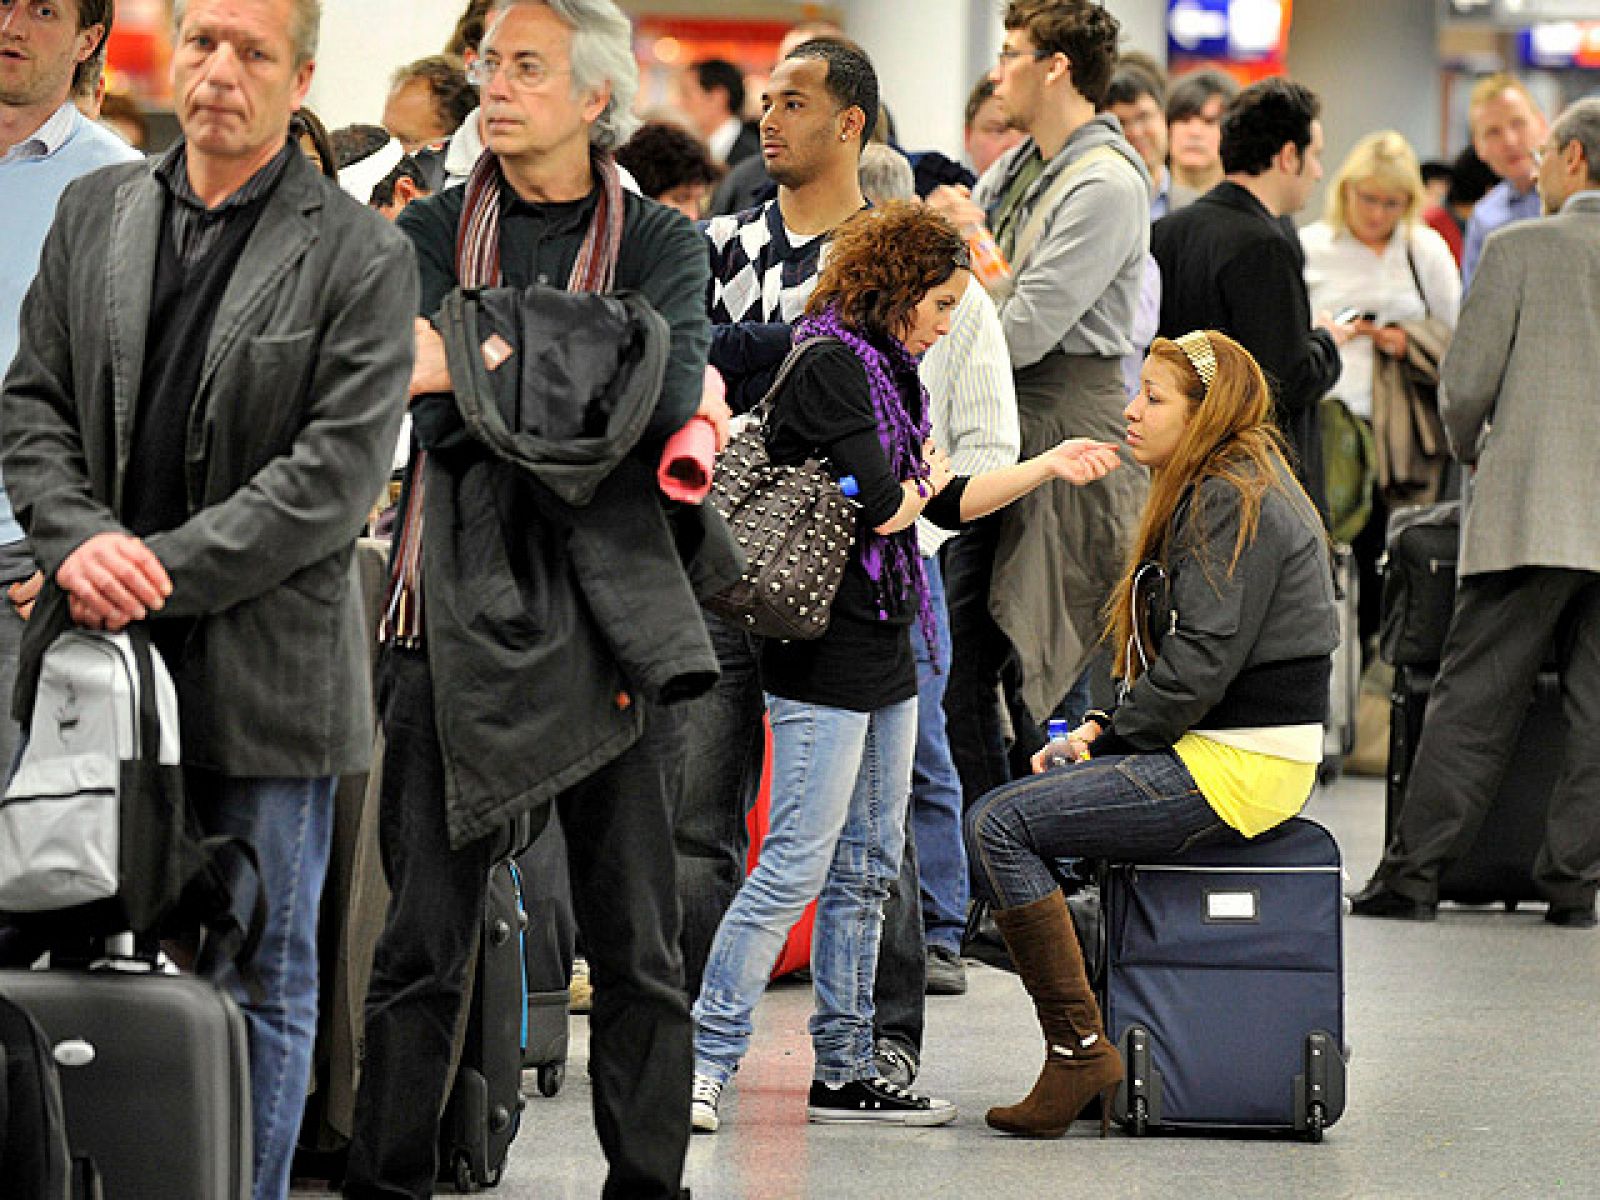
[965,750,1232,909]
[909,555,966,953]
[191,772,335,1200]
[693,694,917,1086]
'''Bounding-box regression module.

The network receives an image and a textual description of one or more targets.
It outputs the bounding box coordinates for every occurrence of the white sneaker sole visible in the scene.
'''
[690,1106,720,1134]
[806,1104,958,1127]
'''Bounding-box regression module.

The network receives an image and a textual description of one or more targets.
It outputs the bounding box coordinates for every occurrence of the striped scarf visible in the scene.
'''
[380,148,627,646]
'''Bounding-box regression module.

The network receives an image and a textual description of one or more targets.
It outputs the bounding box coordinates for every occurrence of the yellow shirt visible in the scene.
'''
[1173,731,1318,838]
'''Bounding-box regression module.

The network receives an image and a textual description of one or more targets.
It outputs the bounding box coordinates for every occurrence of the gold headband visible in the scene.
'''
[1174,331,1217,396]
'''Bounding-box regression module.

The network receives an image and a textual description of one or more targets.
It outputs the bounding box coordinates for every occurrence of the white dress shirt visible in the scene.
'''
[917,279,1021,556]
[1300,219,1460,419]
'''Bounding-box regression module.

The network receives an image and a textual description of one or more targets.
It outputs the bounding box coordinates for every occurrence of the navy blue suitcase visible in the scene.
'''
[1100,817,1348,1140]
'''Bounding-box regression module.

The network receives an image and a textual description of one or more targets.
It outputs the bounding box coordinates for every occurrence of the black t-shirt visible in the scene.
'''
[759,339,966,712]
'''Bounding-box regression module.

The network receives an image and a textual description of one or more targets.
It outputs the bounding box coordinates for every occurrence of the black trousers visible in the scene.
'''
[344,650,692,1200]
[872,817,926,1060]
[1376,567,1600,908]
[940,518,1016,808]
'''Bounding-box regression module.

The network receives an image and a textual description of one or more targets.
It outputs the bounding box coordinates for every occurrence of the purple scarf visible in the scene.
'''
[793,306,938,650]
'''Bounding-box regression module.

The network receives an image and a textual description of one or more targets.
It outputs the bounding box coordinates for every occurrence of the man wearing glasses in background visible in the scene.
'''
[928,0,1151,811]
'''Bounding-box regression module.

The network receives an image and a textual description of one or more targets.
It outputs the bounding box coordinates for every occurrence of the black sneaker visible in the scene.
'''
[925,946,968,995]
[806,1077,957,1126]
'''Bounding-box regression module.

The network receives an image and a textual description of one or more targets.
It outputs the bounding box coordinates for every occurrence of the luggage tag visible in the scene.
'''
[481,333,514,373]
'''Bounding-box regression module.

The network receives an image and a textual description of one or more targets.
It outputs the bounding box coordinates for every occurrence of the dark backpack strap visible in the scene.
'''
[125,626,267,999]
[125,625,163,766]
[188,835,268,1004]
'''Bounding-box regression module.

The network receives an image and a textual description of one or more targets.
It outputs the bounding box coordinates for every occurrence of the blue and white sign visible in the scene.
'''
[1168,0,1286,63]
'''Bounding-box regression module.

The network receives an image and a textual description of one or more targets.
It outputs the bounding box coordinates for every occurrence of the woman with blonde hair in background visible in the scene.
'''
[1301,131,1460,651]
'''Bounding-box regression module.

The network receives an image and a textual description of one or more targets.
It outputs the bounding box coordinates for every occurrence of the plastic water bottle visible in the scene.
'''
[964,226,1013,292]
[1044,718,1074,769]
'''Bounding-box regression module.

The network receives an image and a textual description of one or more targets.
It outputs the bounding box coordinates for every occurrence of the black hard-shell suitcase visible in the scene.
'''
[438,858,528,1192]
[0,990,77,1199]
[1386,667,1559,907]
[1099,817,1348,1140]
[0,967,250,1198]
[514,820,572,1098]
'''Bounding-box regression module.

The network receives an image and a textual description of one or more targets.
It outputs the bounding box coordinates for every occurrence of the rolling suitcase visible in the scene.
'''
[437,857,528,1193]
[514,822,571,1099]
[1099,817,1347,1140]
[1321,544,1360,782]
[1386,667,1559,908]
[0,963,251,1198]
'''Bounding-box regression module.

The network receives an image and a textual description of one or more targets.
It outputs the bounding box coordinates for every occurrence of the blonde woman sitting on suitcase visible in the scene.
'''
[965,330,1338,1138]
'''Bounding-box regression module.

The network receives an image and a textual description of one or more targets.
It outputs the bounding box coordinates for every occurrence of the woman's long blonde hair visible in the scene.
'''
[1104,332,1314,683]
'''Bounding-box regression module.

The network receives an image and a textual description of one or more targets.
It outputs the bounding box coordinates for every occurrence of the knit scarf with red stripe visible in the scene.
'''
[381,149,627,646]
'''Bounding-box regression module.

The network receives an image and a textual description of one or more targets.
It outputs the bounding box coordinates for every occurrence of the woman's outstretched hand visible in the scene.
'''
[1044,439,1123,485]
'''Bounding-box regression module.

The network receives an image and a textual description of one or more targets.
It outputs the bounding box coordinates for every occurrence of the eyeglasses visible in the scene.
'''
[465,55,571,92]
[1349,188,1408,213]
[996,47,1052,67]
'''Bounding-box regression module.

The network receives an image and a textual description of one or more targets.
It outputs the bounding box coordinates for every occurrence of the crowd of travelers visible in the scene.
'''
[4,0,1600,1198]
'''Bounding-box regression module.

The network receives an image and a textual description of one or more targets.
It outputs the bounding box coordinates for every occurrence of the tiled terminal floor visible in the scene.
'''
[296,773,1600,1199]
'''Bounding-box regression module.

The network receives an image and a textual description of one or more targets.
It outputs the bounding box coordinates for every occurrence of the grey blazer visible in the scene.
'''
[0,149,417,776]
[1441,190,1600,579]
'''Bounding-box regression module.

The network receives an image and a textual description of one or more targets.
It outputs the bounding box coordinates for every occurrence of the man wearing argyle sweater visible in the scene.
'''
[676,38,875,1003]
[702,199,830,413]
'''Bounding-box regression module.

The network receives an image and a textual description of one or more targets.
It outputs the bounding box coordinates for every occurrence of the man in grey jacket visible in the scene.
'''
[0,1,416,1196]
[929,0,1150,808]
[1351,99,1600,930]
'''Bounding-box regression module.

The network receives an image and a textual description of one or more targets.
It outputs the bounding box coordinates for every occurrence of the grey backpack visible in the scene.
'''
[0,630,179,914]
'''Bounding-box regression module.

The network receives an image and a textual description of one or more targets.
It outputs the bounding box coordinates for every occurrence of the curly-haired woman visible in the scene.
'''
[690,203,1122,1132]
[965,331,1337,1138]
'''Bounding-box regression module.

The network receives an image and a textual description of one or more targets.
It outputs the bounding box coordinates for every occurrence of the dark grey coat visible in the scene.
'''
[420,285,732,849]
[0,149,416,777]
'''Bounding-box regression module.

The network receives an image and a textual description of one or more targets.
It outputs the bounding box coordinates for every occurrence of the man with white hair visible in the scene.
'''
[1,2,416,1198]
[342,2,717,1196]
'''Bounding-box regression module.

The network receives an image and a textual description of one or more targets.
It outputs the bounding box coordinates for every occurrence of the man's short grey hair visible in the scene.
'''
[172,0,322,66]
[858,144,915,206]
[1551,97,1600,184]
[489,0,640,152]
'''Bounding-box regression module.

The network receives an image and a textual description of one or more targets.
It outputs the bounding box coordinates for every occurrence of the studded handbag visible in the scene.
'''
[704,337,857,641]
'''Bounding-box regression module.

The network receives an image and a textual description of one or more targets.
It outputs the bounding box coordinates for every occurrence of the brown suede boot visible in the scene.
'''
[986,890,1124,1138]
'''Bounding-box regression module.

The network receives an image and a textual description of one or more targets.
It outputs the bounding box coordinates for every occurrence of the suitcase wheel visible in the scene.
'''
[1304,1101,1326,1143]
[451,1151,478,1194]
[536,1062,565,1097]
[1129,1095,1149,1137]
